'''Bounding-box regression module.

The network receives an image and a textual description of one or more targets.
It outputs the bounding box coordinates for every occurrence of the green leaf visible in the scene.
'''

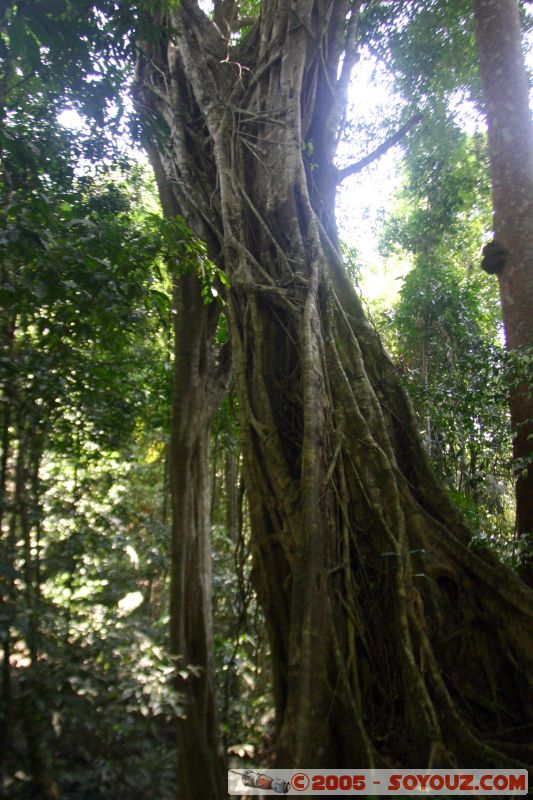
[217,268,230,287]
[10,17,41,70]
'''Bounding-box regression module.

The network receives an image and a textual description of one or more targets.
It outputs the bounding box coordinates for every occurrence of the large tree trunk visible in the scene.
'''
[473,0,533,555]
[137,0,533,777]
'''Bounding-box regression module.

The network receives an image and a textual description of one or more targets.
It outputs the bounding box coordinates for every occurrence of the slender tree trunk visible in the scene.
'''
[473,0,533,554]
[168,273,227,798]
[225,450,239,543]
[13,423,59,799]
[145,148,230,797]
[137,0,533,776]
[0,338,49,793]
[161,441,170,525]
[0,400,12,791]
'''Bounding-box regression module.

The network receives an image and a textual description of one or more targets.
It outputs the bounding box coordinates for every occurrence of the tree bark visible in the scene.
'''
[137,0,533,779]
[473,0,533,554]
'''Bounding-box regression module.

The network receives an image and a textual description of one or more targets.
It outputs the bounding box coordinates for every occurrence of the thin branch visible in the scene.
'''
[333,2,363,140]
[336,113,423,183]
[336,1,363,98]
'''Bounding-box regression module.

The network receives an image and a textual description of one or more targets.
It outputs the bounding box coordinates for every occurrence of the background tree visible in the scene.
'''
[473,0,533,560]
[375,107,521,561]
[0,5,184,794]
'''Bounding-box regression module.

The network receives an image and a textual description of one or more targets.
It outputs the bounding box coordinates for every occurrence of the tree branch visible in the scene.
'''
[336,113,423,183]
